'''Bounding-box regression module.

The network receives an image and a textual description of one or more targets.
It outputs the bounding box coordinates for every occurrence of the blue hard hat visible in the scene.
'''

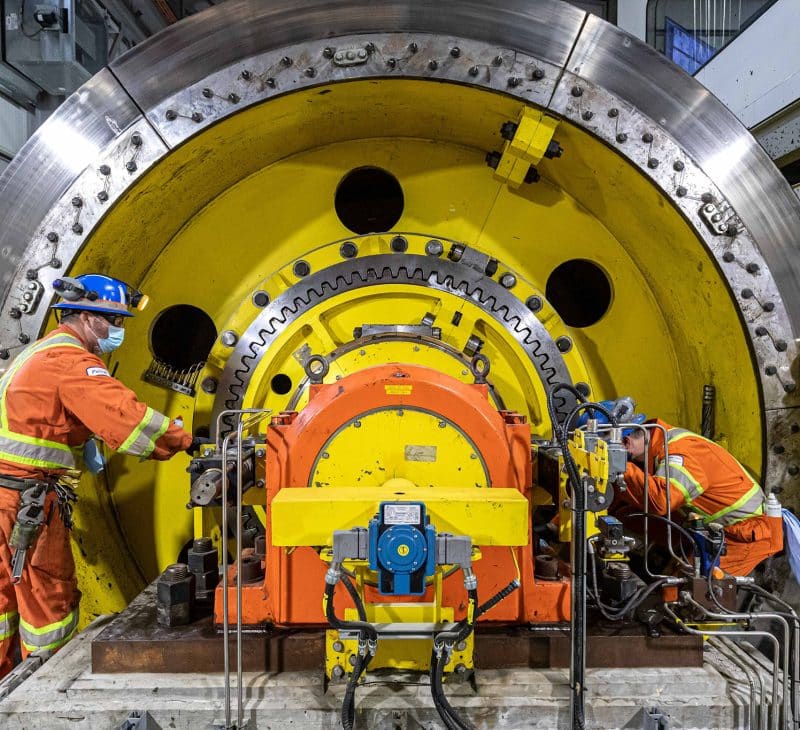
[621,413,647,438]
[576,397,646,436]
[51,274,147,318]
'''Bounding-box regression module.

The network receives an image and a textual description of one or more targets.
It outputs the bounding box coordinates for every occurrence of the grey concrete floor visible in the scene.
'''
[0,616,766,729]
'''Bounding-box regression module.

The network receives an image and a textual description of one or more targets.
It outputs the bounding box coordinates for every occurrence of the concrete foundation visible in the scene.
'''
[0,616,771,729]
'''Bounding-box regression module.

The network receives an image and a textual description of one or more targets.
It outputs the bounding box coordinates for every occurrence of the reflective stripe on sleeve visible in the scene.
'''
[19,609,78,653]
[655,457,704,502]
[118,407,170,458]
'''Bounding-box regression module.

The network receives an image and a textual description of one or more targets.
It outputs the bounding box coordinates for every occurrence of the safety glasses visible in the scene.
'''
[94,313,126,327]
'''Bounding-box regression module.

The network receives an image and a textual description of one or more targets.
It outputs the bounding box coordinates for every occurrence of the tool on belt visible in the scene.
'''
[0,475,77,583]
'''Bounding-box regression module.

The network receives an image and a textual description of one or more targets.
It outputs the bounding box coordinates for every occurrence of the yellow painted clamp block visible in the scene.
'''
[493,107,560,188]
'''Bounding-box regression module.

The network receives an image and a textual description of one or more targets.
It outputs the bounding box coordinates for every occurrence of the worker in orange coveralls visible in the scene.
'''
[618,414,783,576]
[0,274,198,677]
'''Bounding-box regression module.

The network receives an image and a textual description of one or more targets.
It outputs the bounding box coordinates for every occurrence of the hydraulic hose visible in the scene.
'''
[742,584,800,723]
[430,588,478,730]
[476,579,520,619]
[544,387,621,730]
[323,580,377,730]
[340,574,368,622]
[323,581,376,642]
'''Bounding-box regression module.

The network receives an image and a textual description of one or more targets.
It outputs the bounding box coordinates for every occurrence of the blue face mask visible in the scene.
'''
[97,324,125,353]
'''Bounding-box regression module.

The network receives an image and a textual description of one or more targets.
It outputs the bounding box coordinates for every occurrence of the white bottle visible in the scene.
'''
[766,492,782,518]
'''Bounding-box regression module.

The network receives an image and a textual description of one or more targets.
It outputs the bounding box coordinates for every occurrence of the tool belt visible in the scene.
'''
[0,474,77,582]
[0,474,77,528]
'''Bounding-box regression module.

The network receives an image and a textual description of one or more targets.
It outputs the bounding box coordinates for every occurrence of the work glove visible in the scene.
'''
[186,435,212,456]
[83,439,106,474]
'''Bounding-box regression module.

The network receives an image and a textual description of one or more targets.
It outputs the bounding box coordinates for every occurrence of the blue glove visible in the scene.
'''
[83,439,106,474]
[783,509,800,583]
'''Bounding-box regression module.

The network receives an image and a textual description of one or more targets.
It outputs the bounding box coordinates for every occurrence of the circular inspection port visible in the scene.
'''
[270,373,293,395]
[150,304,217,369]
[545,259,612,328]
[335,166,404,234]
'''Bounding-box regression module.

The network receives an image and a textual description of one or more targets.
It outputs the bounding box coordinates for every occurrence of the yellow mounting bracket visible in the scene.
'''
[492,107,560,188]
[558,429,612,542]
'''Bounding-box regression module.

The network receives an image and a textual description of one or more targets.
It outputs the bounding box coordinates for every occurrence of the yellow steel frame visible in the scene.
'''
[271,486,529,546]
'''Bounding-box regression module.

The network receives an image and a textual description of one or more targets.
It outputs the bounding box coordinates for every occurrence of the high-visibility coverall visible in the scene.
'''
[0,325,192,676]
[620,419,783,576]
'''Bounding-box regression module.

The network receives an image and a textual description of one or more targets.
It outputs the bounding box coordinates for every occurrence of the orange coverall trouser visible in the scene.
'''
[0,489,80,677]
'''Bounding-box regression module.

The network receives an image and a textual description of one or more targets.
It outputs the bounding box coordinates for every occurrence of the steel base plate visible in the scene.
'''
[90,583,703,673]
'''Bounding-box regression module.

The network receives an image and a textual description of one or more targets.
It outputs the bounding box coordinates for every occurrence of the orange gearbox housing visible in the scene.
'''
[215,364,569,626]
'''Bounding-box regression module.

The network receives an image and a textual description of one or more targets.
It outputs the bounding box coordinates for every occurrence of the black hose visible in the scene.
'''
[626,512,700,549]
[324,582,377,641]
[545,383,588,438]
[429,651,464,730]
[429,589,478,730]
[341,574,368,622]
[544,388,622,730]
[342,650,373,730]
[475,579,520,619]
[432,648,473,730]
[323,581,377,729]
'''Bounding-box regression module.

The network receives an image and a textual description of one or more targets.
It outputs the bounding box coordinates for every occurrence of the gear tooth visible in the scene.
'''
[216,253,574,419]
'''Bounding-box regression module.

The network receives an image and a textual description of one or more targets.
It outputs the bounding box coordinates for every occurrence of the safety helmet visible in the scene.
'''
[51,274,148,318]
[576,397,647,437]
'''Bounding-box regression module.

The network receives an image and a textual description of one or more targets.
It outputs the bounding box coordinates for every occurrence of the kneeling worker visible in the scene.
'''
[0,274,198,677]
[618,410,782,576]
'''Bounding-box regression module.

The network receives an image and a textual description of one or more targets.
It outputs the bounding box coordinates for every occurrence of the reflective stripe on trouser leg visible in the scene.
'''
[15,491,81,659]
[0,610,18,642]
[19,609,78,652]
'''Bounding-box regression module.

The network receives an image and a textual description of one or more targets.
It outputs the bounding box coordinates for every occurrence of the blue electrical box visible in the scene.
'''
[368,502,436,595]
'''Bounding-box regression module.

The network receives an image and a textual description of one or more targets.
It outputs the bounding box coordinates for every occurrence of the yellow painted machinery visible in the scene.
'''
[1,0,800,727]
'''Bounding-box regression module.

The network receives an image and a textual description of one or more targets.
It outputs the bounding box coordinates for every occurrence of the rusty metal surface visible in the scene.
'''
[92,584,703,673]
[477,624,703,669]
[91,583,324,674]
